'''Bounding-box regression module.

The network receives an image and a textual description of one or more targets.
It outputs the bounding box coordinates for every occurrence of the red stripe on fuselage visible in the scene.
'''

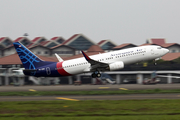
[56,62,71,76]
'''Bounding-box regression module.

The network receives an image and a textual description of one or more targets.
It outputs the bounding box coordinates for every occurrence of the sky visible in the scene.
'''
[0,0,180,45]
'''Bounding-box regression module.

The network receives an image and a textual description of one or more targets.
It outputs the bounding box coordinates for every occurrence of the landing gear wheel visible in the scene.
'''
[92,73,96,78]
[96,73,101,78]
[153,60,157,66]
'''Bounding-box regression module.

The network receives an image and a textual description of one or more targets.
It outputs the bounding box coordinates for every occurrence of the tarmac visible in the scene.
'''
[0,84,180,92]
[0,84,180,101]
[0,94,180,101]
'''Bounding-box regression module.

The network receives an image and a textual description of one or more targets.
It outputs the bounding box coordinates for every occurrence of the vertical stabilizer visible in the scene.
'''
[151,71,157,79]
[13,42,52,69]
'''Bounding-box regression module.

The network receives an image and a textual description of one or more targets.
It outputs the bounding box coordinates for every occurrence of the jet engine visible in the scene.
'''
[109,61,124,71]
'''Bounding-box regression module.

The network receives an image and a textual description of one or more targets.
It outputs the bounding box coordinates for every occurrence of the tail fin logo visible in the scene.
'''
[13,42,42,70]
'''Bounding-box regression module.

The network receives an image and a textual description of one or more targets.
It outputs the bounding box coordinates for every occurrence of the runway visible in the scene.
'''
[0,84,180,92]
[0,84,180,101]
[0,94,180,101]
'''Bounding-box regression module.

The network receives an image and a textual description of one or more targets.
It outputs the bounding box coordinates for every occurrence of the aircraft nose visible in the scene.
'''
[163,48,169,54]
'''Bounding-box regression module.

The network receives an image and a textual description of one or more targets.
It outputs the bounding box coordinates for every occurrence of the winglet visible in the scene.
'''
[81,51,91,61]
[55,53,64,62]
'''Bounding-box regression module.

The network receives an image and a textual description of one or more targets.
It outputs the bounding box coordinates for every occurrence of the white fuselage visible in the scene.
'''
[60,45,169,75]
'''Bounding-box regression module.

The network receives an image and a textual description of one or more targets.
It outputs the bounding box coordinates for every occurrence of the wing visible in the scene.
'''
[81,51,109,71]
[157,75,180,79]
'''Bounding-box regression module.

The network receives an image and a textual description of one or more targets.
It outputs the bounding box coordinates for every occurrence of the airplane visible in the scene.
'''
[143,71,180,84]
[100,73,116,84]
[143,71,160,85]
[157,75,180,79]
[13,42,169,78]
[157,72,180,79]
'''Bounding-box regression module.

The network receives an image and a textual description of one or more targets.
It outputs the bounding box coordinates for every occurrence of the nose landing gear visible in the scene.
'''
[153,59,158,66]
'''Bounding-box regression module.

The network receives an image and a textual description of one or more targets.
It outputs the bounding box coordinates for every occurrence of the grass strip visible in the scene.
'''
[0,99,180,119]
[0,89,180,96]
[1,115,180,120]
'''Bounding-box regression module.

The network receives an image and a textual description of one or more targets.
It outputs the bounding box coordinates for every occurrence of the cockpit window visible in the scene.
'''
[157,46,162,49]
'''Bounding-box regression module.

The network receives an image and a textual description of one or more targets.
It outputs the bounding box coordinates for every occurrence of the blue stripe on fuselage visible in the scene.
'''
[34,62,62,77]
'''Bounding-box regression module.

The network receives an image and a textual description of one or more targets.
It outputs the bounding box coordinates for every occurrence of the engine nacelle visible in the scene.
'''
[109,61,124,71]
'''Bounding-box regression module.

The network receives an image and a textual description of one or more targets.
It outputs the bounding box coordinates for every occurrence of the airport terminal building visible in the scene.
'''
[0,34,180,86]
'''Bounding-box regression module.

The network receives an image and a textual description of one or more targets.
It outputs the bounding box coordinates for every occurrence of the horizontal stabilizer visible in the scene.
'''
[55,53,64,62]
[23,69,37,76]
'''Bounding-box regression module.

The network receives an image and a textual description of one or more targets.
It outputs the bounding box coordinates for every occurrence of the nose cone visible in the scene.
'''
[163,48,169,54]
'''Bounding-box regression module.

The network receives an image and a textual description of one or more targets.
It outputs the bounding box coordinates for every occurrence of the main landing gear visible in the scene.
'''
[91,71,101,78]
